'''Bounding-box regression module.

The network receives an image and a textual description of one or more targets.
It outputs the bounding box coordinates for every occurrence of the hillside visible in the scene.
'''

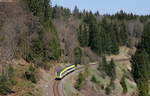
[0,1,60,96]
[0,0,150,96]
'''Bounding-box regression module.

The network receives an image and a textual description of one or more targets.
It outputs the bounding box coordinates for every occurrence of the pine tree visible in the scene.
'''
[132,50,149,81]
[119,22,128,45]
[108,59,116,80]
[132,51,150,96]
[131,22,150,96]
[98,56,108,72]
[138,22,150,54]
[43,0,52,21]
[73,6,79,17]
[120,76,128,93]
[78,23,89,47]
[26,0,52,22]
[74,47,82,66]
[110,40,119,55]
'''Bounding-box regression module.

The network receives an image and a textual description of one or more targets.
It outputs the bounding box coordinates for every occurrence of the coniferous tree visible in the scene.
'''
[138,22,150,54]
[88,12,98,47]
[25,0,61,68]
[109,59,116,80]
[73,6,79,17]
[77,11,129,56]
[132,50,149,96]
[26,0,52,22]
[120,76,128,93]
[109,22,119,54]
[78,23,89,47]
[119,22,128,45]
[132,22,150,96]
[98,56,107,72]
[110,40,119,55]
[74,47,82,66]
[132,50,149,81]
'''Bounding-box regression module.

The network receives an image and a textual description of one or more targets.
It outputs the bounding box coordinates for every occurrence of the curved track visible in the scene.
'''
[53,80,61,96]
[52,62,98,96]
[52,58,130,96]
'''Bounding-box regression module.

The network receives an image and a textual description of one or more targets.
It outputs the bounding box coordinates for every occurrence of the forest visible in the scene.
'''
[50,3,150,96]
[0,0,150,96]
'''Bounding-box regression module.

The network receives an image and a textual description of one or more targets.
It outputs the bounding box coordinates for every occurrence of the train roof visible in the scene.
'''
[56,64,74,73]
[56,67,63,73]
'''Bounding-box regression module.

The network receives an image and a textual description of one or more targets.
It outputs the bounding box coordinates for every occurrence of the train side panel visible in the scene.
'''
[56,65,76,79]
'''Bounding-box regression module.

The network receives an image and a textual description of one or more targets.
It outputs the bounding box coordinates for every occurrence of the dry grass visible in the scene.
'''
[106,46,131,61]
[66,46,137,96]
[3,58,41,96]
[0,0,14,2]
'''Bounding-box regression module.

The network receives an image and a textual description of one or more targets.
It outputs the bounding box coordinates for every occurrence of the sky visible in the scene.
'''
[52,0,150,15]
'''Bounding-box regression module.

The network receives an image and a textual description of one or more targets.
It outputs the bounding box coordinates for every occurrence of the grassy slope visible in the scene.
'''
[8,59,41,96]
[63,47,137,96]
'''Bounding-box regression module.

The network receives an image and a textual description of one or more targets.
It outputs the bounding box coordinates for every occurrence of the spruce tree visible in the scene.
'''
[109,59,116,80]
[78,23,89,47]
[138,22,150,54]
[73,6,79,17]
[132,22,150,96]
[132,50,149,81]
[74,47,82,66]
[98,56,108,73]
[119,22,128,45]
[132,50,149,96]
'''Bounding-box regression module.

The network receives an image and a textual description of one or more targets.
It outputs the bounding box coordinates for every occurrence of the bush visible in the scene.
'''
[0,65,16,95]
[108,59,116,80]
[91,75,99,84]
[24,65,39,83]
[74,47,82,66]
[105,80,115,95]
[120,76,128,93]
[39,61,51,71]
[0,84,13,95]
[105,86,111,95]
[75,73,85,90]
[137,79,149,96]
[98,56,108,75]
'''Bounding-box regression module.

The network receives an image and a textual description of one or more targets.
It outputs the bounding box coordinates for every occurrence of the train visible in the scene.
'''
[56,64,76,80]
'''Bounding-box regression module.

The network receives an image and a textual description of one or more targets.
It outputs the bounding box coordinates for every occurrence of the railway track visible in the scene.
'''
[52,58,130,96]
[52,63,98,96]
[53,80,61,96]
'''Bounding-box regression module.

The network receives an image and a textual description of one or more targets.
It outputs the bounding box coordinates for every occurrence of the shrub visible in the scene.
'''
[108,59,116,80]
[75,73,85,90]
[120,76,128,93]
[105,86,111,95]
[91,75,99,84]
[24,65,39,83]
[0,65,16,95]
[0,84,13,95]
[74,47,82,66]
[105,80,115,95]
